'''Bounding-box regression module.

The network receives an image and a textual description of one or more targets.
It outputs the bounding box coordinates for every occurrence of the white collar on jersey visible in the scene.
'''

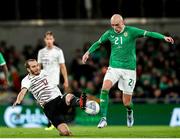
[45,45,55,50]
[114,25,125,34]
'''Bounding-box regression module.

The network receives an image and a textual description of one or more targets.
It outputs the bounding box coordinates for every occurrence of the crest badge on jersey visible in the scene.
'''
[124,32,128,37]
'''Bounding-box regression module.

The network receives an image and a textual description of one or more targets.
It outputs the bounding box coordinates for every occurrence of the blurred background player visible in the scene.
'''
[38,31,69,130]
[0,52,8,89]
[82,14,174,128]
[13,59,86,136]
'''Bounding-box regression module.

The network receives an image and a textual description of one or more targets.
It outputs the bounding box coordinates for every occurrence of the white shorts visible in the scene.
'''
[103,67,136,95]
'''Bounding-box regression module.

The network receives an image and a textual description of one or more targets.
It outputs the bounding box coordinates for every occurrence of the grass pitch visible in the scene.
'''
[0,126,180,138]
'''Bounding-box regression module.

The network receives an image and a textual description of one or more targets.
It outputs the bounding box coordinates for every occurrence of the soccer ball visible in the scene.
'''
[85,100,100,115]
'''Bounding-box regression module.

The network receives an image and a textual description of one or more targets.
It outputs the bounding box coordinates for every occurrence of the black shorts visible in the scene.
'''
[43,94,72,128]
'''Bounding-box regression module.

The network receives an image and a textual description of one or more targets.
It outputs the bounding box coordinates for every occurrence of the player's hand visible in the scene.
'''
[82,51,89,64]
[164,36,174,44]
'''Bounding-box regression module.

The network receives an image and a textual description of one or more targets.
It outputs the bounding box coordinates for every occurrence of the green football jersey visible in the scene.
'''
[88,26,165,70]
[0,52,6,66]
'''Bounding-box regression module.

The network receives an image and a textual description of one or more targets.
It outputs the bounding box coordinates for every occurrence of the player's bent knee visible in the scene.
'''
[123,99,131,106]
[59,130,71,136]
[102,80,113,90]
[123,101,131,107]
[57,123,71,136]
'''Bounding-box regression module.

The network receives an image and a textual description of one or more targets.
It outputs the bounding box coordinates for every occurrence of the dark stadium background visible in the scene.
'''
[0,0,179,129]
[0,0,179,20]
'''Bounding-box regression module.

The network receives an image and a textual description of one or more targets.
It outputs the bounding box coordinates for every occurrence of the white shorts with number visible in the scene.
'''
[103,67,136,95]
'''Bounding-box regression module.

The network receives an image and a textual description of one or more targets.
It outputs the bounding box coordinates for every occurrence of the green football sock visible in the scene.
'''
[126,102,134,113]
[100,90,109,118]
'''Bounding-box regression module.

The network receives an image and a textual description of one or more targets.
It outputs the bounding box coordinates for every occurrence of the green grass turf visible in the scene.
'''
[0,126,180,138]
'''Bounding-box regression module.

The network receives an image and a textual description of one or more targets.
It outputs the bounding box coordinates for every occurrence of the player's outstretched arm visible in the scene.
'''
[13,88,28,107]
[82,31,109,64]
[164,36,174,44]
[82,51,90,64]
[143,30,174,45]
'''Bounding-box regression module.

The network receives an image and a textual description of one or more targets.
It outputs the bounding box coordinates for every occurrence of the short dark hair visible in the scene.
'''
[44,31,54,38]
[25,59,36,68]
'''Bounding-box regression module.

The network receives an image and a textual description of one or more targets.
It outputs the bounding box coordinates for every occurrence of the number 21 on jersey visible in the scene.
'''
[115,36,123,45]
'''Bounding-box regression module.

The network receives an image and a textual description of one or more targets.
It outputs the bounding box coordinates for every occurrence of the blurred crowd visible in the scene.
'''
[0,34,180,105]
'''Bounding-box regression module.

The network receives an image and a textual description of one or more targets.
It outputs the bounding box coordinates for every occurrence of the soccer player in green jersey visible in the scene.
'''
[82,14,174,128]
[0,52,8,89]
